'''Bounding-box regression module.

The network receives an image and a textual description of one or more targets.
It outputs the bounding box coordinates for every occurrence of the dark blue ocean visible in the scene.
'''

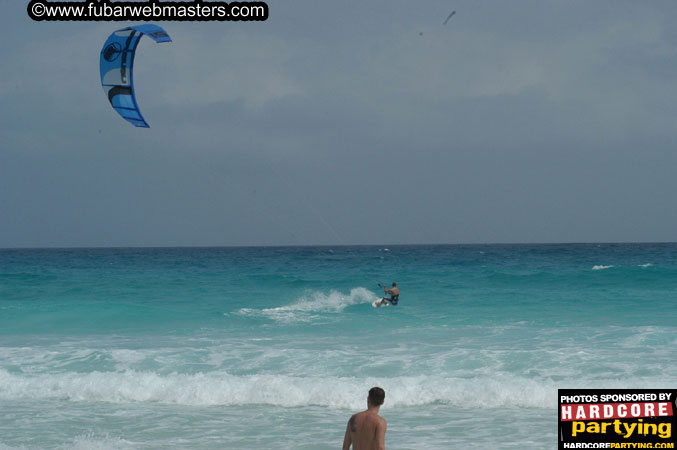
[1,244,675,449]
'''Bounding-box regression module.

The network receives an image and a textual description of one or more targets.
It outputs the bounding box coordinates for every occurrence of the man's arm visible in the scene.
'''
[342,419,353,450]
[376,418,387,450]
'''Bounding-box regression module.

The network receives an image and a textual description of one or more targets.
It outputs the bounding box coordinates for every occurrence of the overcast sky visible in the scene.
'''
[1,0,676,247]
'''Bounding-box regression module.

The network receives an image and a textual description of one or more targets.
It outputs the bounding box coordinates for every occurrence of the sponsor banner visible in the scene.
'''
[559,389,676,450]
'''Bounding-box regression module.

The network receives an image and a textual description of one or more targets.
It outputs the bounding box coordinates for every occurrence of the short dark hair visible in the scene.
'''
[369,387,385,406]
[392,282,396,287]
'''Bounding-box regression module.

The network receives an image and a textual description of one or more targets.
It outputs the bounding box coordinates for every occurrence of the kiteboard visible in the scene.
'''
[372,298,388,308]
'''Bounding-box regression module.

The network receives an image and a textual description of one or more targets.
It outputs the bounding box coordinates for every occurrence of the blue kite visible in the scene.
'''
[100,24,172,128]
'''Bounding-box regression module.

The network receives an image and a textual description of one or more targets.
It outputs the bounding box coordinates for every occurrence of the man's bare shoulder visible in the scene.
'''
[377,415,387,428]
[350,410,385,424]
[361,411,386,425]
[348,413,359,432]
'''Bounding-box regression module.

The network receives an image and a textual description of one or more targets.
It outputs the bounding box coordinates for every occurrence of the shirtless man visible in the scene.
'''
[377,282,399,307]
[342,387,387,450]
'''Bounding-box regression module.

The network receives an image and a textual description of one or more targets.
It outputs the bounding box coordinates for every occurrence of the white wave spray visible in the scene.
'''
[234,287,378,322]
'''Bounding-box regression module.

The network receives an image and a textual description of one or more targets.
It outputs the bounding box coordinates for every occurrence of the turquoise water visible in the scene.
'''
[1,244,676,449]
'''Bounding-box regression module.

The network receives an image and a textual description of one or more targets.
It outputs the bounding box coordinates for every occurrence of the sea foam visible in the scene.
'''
[235,287,378,322]
[2,368,673,411]
[0,368,549,409]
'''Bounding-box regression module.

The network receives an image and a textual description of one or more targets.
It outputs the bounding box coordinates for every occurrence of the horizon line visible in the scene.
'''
[2,241,676,251]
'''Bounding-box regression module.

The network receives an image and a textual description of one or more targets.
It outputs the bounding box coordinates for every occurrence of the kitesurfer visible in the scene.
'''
[377,282,399,306]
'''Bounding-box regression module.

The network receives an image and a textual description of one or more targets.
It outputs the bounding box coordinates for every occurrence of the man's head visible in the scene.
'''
[368,387,385,407]
[392,282,396,287]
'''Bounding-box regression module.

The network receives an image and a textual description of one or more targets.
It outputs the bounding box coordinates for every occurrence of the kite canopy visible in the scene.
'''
[99,24,172,128]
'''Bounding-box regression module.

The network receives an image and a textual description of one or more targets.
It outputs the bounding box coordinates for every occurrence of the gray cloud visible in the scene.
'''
[1,0,676,247]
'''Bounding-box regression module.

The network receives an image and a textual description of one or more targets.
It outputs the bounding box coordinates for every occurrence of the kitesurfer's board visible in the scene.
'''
[372,299,388,308]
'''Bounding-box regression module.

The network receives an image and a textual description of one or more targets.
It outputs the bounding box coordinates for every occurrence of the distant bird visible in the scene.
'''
[443,10,456,25]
